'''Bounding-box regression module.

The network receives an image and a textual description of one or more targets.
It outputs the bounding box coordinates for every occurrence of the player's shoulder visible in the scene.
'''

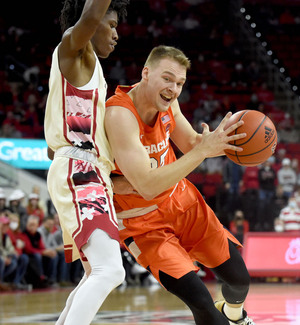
[107,86,133,107]
[105,102,137,127]
[59,27,93,59]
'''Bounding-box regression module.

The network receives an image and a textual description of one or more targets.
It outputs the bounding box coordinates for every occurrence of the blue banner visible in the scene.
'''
[0,138,51,170]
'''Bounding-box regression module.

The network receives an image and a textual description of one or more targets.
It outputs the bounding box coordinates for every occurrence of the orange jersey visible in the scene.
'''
[106,85,241,281]
[106,85,182,212]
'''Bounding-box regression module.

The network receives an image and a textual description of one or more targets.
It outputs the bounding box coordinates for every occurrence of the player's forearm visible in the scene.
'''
[81,0,111,24]
[135,149,206,200]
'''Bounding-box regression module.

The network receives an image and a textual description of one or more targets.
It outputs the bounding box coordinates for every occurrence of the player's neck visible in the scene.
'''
[130,84,158,127]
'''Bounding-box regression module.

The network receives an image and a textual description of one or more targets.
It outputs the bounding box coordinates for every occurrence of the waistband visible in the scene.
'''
[55,146,98,163]
[117,204,158,219]
[54,146,111,174]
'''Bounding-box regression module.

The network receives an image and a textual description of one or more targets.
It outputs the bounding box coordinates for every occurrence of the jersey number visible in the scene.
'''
[150,148,169,169]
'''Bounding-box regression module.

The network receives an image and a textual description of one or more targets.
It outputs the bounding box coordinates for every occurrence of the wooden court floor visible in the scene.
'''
[1,281,300,325]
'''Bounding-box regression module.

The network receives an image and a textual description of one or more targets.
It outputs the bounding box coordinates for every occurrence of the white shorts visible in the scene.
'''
[47,149,119,263]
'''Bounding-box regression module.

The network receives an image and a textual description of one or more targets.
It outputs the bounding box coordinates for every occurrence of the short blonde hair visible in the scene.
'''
[144,45,191,70]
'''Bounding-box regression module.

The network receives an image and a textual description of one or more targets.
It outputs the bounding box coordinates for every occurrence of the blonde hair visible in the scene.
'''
[144,45,191,70]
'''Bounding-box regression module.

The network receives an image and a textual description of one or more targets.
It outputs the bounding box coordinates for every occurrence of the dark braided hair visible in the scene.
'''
[60,0,130,32]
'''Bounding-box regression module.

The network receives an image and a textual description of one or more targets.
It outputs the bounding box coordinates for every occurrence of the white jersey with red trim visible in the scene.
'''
[44,45,114,171]
[279,207,300,232]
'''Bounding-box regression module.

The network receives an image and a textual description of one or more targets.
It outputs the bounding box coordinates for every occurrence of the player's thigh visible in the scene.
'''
[124,229,198,285]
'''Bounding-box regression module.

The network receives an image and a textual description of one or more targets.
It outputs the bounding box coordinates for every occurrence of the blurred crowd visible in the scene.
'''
[1,0,300,140]
[0,188,83,292]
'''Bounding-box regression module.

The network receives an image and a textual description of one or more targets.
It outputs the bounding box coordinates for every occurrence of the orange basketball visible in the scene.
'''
[224,110,277,166]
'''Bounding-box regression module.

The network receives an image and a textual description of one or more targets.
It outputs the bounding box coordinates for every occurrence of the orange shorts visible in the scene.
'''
[119,180,241,284]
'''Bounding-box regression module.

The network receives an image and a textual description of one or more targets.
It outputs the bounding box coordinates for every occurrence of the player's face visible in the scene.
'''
[145,58,187,112]
[92,11,119,58]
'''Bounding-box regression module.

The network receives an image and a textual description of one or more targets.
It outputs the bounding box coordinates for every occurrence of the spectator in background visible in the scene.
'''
[0,218,12,292]
[0,123,22,138]
[7,213,29,290]
[51,212,83,284]
[278,196,300,232]
[273,217,285,233]
[0,190,9,214]
[48,214,70,286]
[231,62,247,87]
[277,158,297,200]
[246,93,264,112]
[256,158,277,231]
[8,189,28,231]
[255,82,274,105]
[272,184,289,221]
[229,210,249,245]
[31,185,47,215]
[5,213,29,290]
[38,216,55,247]
[183,12,201,31]
[108,59,127,89]
[21,215,57,288]
[277,115,299,144]
[198,156,224,175]
[274,147,287,170]
[133,16,148,41]
[125,62,140,85]
[241,166,259,229]
[26,193,45,226]
[38,216,60,285]
[245,61,261,87]
[0,215,18,289]
[147,20,162,41]
[222,159,244,221]
[148,0,166,13]
[2,213,29,290]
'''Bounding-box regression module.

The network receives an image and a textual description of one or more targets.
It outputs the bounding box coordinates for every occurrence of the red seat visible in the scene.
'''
[287,143,300,154]
[187,172,205,185]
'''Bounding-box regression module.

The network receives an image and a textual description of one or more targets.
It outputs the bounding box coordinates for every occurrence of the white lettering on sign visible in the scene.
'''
[285,238,300,265]
[0,141,49,162]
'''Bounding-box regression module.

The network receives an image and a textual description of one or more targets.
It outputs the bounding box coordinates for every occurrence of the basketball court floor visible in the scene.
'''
[1,281,299,325]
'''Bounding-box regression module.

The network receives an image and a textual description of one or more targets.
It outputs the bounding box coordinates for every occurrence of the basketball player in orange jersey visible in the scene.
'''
[105,46,255,325]
[44,1,129,324]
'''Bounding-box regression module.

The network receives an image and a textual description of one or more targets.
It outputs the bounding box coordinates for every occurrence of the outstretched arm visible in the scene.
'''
[58,0,113,86]
[60,0,112,56]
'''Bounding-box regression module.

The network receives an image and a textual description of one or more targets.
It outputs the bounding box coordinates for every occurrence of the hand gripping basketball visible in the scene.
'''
[224,110,277,166]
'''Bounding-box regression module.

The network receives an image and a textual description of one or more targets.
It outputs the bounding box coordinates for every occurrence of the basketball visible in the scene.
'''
[224,110,277,166]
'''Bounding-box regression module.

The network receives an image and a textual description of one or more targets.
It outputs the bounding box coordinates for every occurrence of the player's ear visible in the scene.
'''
[141,66,149,81]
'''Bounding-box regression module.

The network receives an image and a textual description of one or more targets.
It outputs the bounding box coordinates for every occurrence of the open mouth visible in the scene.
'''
[160,94,172,102]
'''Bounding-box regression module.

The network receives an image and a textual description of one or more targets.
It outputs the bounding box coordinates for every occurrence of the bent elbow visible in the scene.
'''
[137,187,158,201]
[141,193,156,201]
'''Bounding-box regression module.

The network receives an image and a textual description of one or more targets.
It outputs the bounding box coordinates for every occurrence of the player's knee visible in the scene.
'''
[92,262,125,288]
[222,275,250,304]
[233,270,251,291]
[223,262,251,291]
[109,263,126,287]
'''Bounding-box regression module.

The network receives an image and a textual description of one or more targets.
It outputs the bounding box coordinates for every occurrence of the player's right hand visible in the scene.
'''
[198,112,246,157]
